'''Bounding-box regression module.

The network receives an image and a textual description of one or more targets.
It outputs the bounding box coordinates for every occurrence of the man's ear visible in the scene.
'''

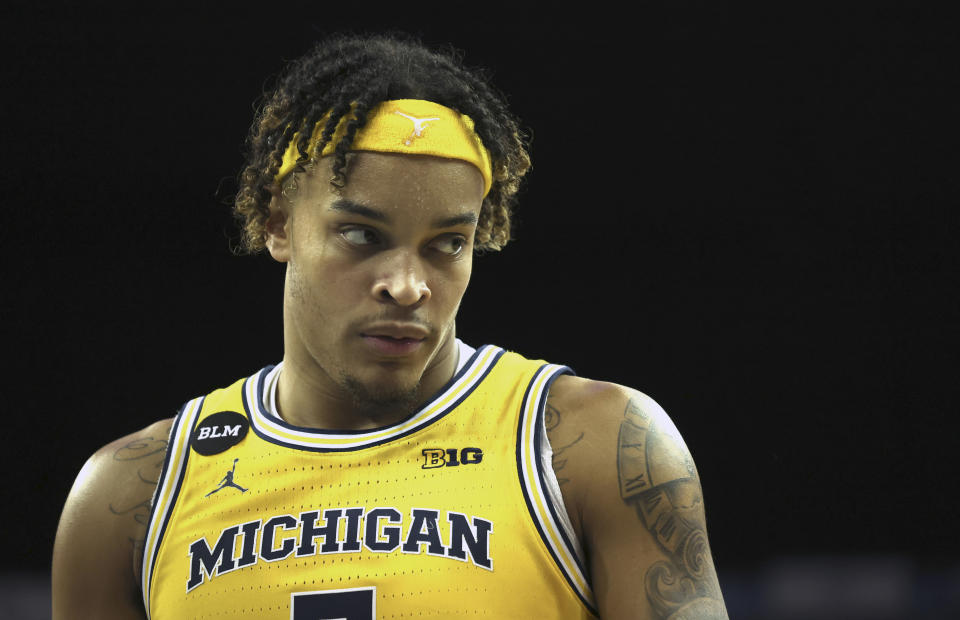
[264,183,291,263]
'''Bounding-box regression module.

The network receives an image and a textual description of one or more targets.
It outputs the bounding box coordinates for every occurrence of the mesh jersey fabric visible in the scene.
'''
[142,345,596,618]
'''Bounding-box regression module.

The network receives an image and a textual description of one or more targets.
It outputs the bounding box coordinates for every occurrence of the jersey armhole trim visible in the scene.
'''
[516,364,598,616]
[140,396,205,618]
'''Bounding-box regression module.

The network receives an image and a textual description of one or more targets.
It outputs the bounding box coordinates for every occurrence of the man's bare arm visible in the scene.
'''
[546,377,728,619]
[52,419,172,620]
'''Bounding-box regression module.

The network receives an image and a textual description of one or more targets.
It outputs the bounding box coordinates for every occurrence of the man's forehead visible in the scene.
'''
[295,151,484,218]
[346,150,485,188]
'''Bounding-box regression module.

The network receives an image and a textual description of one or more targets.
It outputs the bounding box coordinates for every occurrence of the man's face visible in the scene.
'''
[266,151,485,413]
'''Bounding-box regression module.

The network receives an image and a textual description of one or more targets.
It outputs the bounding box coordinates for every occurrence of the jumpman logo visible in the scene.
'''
[205,458,249,497]
[394,111,440,145]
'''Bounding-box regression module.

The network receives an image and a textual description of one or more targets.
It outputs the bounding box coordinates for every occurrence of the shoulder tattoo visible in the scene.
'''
[545,402,584,487]
[109,435,169,578]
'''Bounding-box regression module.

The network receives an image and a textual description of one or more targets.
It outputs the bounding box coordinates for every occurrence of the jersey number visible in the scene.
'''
[291,586,376,620]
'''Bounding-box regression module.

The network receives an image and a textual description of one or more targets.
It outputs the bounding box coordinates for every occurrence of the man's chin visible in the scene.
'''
[340,373,423,418]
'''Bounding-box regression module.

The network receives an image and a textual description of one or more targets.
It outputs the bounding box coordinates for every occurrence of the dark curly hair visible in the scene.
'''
[234,33,530,253]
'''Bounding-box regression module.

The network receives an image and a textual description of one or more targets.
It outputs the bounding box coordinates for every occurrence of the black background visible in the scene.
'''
[3,2,957,582]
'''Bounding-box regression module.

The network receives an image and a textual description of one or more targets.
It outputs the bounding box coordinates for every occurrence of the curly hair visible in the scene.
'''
[234,33,530,253]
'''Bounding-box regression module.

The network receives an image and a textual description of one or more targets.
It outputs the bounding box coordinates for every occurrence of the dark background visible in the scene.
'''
[3,3,957,617]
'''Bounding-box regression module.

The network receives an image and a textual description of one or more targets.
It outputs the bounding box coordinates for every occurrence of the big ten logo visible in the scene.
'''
[422,448,483,469]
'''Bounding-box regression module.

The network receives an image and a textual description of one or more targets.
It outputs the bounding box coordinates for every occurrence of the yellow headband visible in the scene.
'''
[276,99,493,197]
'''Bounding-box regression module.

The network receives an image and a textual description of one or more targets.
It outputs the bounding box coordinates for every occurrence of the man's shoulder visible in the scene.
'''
[547,374,677,437]
[53,418,175,618]
[546,374,692,476]
[543,375,697,523]
[543,376,727,617]
[56,419,175,570]
[65,417,175,538]
[85,418,175,494]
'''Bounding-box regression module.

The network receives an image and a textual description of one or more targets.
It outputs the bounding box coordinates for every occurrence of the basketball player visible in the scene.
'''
[53,34,729,619]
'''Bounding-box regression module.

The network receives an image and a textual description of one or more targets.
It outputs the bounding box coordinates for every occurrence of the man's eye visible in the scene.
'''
[432,235,467,256]
[341,228,379,246]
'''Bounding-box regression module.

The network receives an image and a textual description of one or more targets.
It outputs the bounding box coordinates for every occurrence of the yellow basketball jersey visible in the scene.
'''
[142,345,596,618]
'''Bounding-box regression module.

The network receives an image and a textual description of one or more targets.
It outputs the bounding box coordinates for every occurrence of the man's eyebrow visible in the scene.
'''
[329,199,389,222]
[432,212,478,228]
[330,199,478,229]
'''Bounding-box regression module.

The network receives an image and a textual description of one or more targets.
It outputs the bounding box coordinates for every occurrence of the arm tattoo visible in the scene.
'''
[110,435,169,578]
[545,402,583,487]
[617,398,727,619]
[545,402,561,432]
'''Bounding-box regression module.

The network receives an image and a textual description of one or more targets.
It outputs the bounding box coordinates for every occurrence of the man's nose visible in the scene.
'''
[371,250,431,307]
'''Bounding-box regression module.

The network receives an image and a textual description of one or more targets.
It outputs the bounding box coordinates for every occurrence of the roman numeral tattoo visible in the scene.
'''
[617,397,727,619]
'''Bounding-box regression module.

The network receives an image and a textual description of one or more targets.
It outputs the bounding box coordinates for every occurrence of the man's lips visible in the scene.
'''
[359,322,430,340]
[359,323,429,356]
[361,335,425,356]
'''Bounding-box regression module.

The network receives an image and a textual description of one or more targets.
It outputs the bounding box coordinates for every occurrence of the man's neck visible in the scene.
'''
[274,332,460,430]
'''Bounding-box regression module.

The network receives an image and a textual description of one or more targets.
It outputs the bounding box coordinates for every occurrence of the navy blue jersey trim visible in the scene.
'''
[146,395,204,598]
[515,365,598,616]
[251,344,486,436]
[243,346,503,452]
